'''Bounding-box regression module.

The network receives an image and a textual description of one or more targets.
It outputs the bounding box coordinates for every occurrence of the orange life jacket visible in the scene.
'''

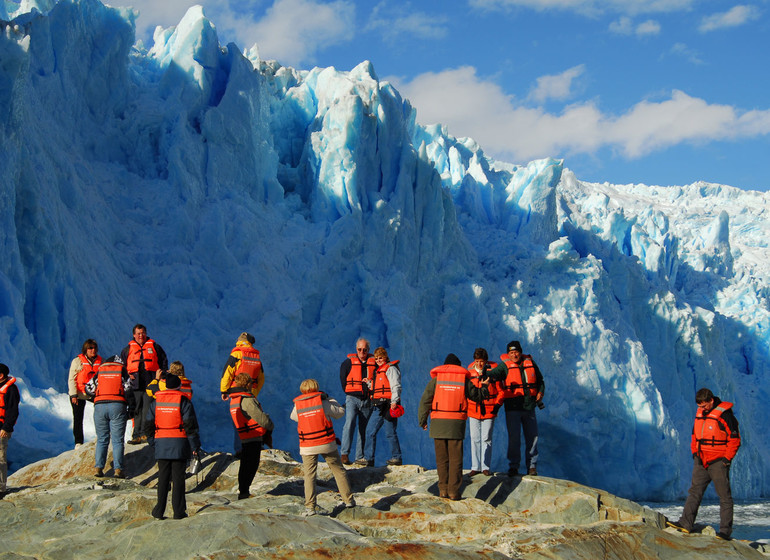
[127,339,160,374]
[75,354,103,393]
[466,361,503,420]
[430,364,470,421]
[94,363,126,404]
[179,377,193,399]
[345,353,375,394]
[499,355,538,399]
[154,390,187,439]
[232,345,262,383]
[371,360,399,401]
[294,391,336,447]
[0,376,17,424]
[692,401,740,464]
[229,390,267,442]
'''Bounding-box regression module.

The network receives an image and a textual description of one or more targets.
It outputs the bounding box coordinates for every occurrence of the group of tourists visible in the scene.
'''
[0,329,741,538]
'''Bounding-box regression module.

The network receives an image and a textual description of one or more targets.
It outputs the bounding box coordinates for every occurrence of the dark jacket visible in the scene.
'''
[145,392,201,461]
[120,340,168,390]
[0,376,20,433]
[418,377,488,440]
[486,357,545,411]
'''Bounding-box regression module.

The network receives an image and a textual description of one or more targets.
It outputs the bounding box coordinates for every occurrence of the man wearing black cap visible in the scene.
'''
[486,341,545,476]
[146,373,201,519]
[0,363,20,499]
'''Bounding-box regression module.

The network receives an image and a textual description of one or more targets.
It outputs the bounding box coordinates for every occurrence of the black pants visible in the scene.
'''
[238,441,262,496]
[153,459,187,519]
[71,399,86,445]
[132,390,151,438]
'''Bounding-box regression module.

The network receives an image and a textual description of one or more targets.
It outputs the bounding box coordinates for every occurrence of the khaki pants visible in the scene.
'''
[0,435,8,493]
[302,450,353,508]
[434,438,464,498]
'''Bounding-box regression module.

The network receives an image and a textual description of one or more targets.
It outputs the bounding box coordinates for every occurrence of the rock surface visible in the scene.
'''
[3,443,766,559]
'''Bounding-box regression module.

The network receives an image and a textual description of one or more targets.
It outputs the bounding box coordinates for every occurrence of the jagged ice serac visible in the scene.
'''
[1,0,768,501]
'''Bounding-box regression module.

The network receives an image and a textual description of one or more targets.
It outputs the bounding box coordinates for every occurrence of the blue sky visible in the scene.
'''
[116,0,770,192]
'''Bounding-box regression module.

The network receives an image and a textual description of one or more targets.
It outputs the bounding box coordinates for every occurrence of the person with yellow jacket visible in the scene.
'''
[227,372,273,500]
[668,388,741,540]
[220,332,264,456]
[291,379,355,516]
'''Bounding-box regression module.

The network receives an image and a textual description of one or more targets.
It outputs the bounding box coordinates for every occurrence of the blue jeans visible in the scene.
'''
[363,403,401,462]
[504,408,538,472]
[341,395,371,460]
[94,402,128,470]
[468,417,496,471]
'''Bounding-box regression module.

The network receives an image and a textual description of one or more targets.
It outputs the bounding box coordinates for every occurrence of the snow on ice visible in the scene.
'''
[1,0,769,501]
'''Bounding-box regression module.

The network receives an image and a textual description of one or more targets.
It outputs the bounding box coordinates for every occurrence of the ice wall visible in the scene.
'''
[1,0,768,500]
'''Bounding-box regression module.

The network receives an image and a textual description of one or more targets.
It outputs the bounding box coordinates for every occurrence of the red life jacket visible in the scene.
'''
[0,376,17,424]
[75,354,103,393]
[179,377,193,399]
[154,390,187,439]
[499,355,538,399]
[294,391,336,447]
[94,363,126,404]
[345,353,375,394]
[466,362,502,420]
[232,345,262,383]
[127,339,160,374]
[371,360,399,401]
[229,390,267,442]
[692,401,740,464]
[430,364,470,421]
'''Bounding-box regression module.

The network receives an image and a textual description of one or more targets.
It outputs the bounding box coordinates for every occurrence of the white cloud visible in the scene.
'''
[392,66,770,162]
[366,1,449,42]
[528,65,585,103]
[609,16,660,36]
[469,0,694,16]
[698,5,760,33]
[114,0,202,43]
[669,43,704,65]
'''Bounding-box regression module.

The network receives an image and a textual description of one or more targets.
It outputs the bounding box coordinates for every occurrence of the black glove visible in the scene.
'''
[722,458,731,467]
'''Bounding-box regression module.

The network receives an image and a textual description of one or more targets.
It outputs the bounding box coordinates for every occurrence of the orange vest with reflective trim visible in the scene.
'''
[233,346,262,382]
[76,354,103,393]
[430,364,470,421]
[179,377,193,399]
[692,402,739,464]
[0,377,17,424]
[371,360,399,401]
[229,390,267,442]
[466,362,502,420]
[294,391,336,447]
[127,339,160,374]
[499,355,538,399]
[154,390,187,439]
[94,363,126,404]
[345,353,375,394]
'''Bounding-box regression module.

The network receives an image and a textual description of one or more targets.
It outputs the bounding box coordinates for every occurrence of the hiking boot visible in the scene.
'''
[340,454,351,465]
[468,470,480,477]
[527,467,538,476]
[354,458,373,467]
[94,468,104,478]
[666,520,691,533]
[114,469,125,479]
[482,470,492,476]
[716,532,731,541]
[127,437,142,445]
[345,498,356,508]
[386,458,402,466]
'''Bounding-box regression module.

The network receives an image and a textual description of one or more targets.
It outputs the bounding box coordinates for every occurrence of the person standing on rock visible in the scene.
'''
[120,324,168,445]
[418,354,489,500]
[91,355,130,479]
[0,363,20,499]
[67,339,102,449]
[466,348,503,476]
[291,378,355,516]
[220,332,264,457]
[146,373,201,520]
[485,340,545,477]
[228,372,273,500]
[339,337,374,465]
[361,347,402,467]
[667,388,740,540]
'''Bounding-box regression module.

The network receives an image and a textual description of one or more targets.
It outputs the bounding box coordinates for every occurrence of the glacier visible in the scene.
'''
[1,0,768,500]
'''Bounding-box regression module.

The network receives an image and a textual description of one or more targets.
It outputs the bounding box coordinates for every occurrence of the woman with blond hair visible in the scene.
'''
[290,379,355,516]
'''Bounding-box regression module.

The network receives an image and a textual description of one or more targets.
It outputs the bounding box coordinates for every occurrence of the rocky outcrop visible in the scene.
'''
[3,443,766,559]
